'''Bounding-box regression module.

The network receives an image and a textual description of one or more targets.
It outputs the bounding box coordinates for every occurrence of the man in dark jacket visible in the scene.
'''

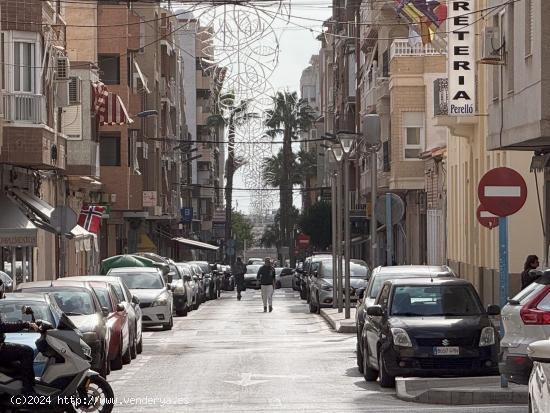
[231,257,247,301]
[257,258,276,312]
[0,304,39,394]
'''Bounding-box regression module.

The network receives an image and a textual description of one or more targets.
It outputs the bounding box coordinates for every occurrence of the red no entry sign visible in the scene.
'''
[476,205,499,229]
[478,167,527,217]
[296,233,311,248]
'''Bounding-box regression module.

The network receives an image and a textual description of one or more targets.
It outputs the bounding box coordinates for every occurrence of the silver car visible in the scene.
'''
[175,262,200,310]
[500,273,550,385]
[308,258,370,314]
[244,264,262,289]
[108,267,174,330]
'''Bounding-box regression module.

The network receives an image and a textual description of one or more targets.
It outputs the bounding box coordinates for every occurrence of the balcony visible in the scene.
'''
[390,39,445,60]
[3,93,45,124]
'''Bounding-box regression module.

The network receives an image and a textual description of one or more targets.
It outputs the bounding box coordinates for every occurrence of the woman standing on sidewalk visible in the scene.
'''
[257,258,276,312]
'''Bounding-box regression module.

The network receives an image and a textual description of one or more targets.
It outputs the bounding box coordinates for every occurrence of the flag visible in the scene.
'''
[92,82,108,115]
[78,205,105,234]
[98,93,134,126]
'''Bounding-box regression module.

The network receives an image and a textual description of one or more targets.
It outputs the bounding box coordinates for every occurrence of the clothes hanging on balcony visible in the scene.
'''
[98,93,134,126]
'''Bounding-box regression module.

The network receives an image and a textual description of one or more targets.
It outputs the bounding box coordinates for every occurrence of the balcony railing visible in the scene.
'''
[3,93,45,124]
[390,39,445,60]
[433,78,449,116]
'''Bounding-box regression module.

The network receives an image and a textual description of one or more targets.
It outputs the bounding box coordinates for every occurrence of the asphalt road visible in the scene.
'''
[109,289,527,413]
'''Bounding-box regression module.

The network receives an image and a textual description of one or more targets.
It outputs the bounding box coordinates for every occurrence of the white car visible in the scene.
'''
[528,339,550,412]
[244,264,262,289]
[500,275,550,385]
[108,267,174,330]
[175,262,199,310]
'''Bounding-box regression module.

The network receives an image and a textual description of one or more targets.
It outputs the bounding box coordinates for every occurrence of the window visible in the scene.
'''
[14,42,35,92]
[377,284,390,309]
[525,0,533,56]
[98,54,120,85]
[100,134,121,166]
[403,112,424,160]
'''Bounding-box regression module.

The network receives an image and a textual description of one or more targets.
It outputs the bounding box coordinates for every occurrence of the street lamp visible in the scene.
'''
[330,144,344,313]
[337,131,358,319]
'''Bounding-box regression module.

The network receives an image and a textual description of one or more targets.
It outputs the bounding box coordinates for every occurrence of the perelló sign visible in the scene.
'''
[448,0,476,116]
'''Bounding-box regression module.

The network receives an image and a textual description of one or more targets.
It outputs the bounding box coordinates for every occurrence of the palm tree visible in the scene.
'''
[208,93,257,261]
[264,91,315,255]
[261,149,301,188]
[296,149,317,209]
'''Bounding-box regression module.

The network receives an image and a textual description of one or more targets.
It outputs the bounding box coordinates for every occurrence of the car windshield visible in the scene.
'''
[247,265,262,274]
[49,290,96,316]
[275,268,283,275]
[0,301,55,325]
[176,265,191,276]
[117,273,164,289]
[321,261,369,279]
[93,287,113,312]
[390,285,483,317]
[369,272,438,298]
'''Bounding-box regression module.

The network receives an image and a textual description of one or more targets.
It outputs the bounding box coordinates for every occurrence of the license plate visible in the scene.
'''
[434,346,459,356]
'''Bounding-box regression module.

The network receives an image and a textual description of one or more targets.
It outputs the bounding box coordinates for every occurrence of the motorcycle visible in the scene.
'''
[221,269,234,291]
[0,306,114,413]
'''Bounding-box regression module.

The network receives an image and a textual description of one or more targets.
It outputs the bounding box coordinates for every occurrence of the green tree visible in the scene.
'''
[265,92,315,256]
[298,201,332,250]
[208,93,257,261]
[259,207,300,249]
[296,149,317,209]
[231,210,254,253]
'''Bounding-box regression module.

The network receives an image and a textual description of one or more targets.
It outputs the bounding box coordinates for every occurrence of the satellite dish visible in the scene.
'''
[50,206,78,234]
[374,193,405,226]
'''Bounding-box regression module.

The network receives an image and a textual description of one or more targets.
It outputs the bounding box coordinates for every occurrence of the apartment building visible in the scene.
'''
[0,0,97,281]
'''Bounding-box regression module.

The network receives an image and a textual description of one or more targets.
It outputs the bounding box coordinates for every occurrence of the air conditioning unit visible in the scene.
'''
[55,56,70,81]
[55,81,70,107]
[68,77,81,105]
[481,27,503,64]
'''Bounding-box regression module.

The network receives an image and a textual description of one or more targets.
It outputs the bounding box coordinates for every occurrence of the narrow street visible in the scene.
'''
[109,290,527,413]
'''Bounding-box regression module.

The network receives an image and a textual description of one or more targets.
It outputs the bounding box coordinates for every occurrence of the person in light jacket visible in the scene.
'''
[257,258,276,312]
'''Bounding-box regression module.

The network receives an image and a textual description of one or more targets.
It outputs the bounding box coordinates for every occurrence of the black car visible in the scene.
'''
[360,277,500,387]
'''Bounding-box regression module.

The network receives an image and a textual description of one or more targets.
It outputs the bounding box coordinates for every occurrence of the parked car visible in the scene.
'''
[360,277,500,387]
[0,271,13,292]
[247,258,264,265]
[188,262,206,304]
[309,258,370,314]
[276,267,295,289]
[244,264,262,289]
[220,265,234,291]
[356,265,457,366]
[301,254,332,301]
[500,272,550,385]
[165,260,189,316]
[293,263,303,291]
[87,280,131,370]
[108,267,174,330]
[66,275,143,355]
[189,261,217,300]
[16,280,111,377]
[527,339,550,413]
[175,262,199,311]
[1,293,62,377]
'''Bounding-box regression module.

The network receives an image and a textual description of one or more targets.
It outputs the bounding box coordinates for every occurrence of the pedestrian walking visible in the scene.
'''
[231,257,247,301]
[521,255,541,290]
[257,257,276,312]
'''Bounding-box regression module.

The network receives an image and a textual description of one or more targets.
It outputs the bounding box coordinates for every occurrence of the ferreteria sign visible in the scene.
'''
[448,0,476,116]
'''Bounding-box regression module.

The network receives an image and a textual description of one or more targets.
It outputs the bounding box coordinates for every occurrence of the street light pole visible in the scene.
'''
[343,152,351,319]
[336,166,343,313]
[331,170,338,309]
[370,149,378,268]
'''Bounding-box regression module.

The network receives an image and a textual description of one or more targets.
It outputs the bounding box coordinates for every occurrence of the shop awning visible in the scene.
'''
[172,237,219,251]
[8,188,54,222]
[99,93,134,126]
[133,60,151,94]
[0,195,37,247]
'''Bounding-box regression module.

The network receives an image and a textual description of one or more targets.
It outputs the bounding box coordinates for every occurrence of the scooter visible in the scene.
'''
[0,305,114,413]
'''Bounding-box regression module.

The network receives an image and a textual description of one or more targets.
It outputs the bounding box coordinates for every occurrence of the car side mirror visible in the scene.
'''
[487,304,501,316]
[313,271,319,278]
[131,295,140,305]
[357,287,366,300]
[366,305,384,317]
[116,303,125,312]
[528,340,550,363]
[101,307,110,317]
[166,273,174,284]
[166,284,172,291]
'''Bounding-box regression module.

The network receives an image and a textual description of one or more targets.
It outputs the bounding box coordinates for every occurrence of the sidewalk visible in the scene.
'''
[320,308,356,333]
[395,376,528,405]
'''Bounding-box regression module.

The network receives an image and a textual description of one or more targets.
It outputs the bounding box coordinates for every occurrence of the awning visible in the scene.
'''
[0,195,37,247]
[137,233,157,253]
[99,93,134,126]
[133,60,151,94]
[70,225,95,252]
[172,237,219,251]
[8,188,54,222]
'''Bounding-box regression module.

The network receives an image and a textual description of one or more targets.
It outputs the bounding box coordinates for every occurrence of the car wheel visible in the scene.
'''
[377,350,395,388]
[357,341,364,374]
[122,342,131,365]
[162,316,173,331]
[111,340,123,371]
[316,295,321,314]
[130,332,137,360]
[363,342,378,382]
[176,304,188,317]
[99,346,110,378]
[136,334,143,354]
[308,297,317,313]
[300,288,307,300]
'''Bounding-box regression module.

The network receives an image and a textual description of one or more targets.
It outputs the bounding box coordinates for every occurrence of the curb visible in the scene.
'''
[395,377,528,405]
[320,309,356,333]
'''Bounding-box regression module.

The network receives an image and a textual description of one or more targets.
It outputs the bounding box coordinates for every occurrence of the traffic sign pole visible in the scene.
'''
[386,193,393,266]
[499,216,509,388]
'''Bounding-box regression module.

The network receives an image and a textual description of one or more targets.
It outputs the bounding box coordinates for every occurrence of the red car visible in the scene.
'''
[89,281,131,370]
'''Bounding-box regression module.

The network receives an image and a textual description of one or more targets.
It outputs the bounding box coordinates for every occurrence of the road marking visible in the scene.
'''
[484,186,521,197]
[224,373,269,387]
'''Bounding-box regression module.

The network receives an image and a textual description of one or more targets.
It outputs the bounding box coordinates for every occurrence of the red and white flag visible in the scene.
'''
[98,92,133,126]
[78,205,105,234]
[92,82,109,115]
